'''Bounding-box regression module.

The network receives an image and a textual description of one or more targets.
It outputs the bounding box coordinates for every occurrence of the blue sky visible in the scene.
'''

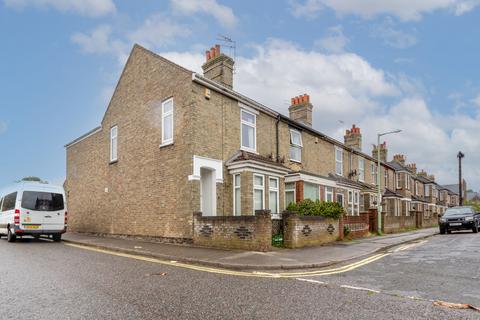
[1,0,480,190]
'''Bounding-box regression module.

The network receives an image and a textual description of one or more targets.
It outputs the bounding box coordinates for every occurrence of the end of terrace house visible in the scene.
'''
[64,43,460,242]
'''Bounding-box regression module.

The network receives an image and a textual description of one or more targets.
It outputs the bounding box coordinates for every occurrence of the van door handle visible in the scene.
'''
[45,215,52,218]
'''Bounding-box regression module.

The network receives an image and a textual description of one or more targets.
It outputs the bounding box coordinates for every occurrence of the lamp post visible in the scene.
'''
[457,151,464,206]
[377,129,402,235]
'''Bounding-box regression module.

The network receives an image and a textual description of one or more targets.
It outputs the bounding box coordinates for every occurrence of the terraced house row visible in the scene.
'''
[65,44,462,242]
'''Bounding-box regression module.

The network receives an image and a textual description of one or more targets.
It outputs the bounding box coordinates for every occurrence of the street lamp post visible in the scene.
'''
[457,151,465,206]
[377,129,402,235]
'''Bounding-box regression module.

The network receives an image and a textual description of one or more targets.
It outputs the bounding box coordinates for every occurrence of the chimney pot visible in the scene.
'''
[202,44,235,88]
[215,44,220,56]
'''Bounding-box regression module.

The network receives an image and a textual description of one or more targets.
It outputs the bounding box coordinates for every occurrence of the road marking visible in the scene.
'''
[340,285,380,294]
[296,278,327,285]
[64,242,391,278]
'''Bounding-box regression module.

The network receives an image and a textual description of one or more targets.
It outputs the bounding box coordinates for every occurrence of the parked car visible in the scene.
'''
[439,206,480,234]
[0,182,67,242]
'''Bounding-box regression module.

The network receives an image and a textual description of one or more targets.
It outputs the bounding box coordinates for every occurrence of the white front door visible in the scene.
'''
[200,168,216,216]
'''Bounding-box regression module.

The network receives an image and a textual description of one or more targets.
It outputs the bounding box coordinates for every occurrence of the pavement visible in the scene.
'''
[62,227,438,270]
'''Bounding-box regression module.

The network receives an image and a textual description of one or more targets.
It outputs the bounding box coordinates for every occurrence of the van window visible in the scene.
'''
[1,192,17,211]
[21,191,64,211]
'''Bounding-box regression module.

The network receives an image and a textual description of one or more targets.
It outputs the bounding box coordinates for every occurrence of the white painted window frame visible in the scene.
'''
[253,174,265,213]
[110,126,118,162]
[233,174,241,216]
[285,183,296,207]
[289,129,302,163]
[396,173,401,189]
[268,177,279,214]
[335,147,343,176]
[358,158,365,182]
[240,109,257,153]
[371,163,376,184]
[325,186,334,202]
[161,97,174,146]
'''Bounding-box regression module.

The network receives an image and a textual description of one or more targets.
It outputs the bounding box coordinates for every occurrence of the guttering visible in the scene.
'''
[65,126,102,148]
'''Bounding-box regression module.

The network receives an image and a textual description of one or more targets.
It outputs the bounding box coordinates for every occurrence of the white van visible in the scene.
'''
[0,182,67,242]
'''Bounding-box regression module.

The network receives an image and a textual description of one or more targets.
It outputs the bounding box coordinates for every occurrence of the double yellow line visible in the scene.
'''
[65,242,390,278]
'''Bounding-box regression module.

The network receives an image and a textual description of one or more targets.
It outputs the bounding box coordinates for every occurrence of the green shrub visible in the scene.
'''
[287,199,344,220]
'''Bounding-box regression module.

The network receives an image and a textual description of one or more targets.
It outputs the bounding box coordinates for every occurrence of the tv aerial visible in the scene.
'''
[216,34,237,74]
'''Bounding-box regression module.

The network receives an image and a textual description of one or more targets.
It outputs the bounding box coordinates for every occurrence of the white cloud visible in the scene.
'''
[371,17,417,49]
[314,25,349,53]
[128,14,191,49]
[473,94,480,107]
[290,0,479,21]
[71,25,128,64]
[170,0,237,28]
[4,0,115,17]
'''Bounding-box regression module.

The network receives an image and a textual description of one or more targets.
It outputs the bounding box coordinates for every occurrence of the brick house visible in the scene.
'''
[65,44,458,241]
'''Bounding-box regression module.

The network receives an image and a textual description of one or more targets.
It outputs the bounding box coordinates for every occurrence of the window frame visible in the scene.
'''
[336,193,344,207]
[358,158,365,182]
[325,186,334,202]
[240,109,257,153]
[233,174,241,216]
[110,125,118,163]
[161,98,174,146]
[285,182,296,207]
[289,129,302,163]
[335,147,343,176]
[396,173,401,189]
[268,177,279,214]
[253,174,265,213]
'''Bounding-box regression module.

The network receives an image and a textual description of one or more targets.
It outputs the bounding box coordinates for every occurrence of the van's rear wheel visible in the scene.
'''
[7,229,16,243]
[52,234,62,242]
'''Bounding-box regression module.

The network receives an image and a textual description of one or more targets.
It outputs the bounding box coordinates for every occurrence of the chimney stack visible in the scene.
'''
[417,170,428,178]
[289,94,313,127]
[344,124,362,151]
[406,163,417,173]
[393,154,406,165]
[372,141,388,162]
[202,44,235,89]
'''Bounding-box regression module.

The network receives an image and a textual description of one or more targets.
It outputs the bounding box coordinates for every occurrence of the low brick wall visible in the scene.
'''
[192,210,272,252]
[421,212,438,228]
[283,212,340,249]
[343,213,370,239]
[382,213,417,234]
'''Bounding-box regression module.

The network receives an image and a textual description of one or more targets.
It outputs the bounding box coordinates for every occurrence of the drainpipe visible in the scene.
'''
[276,114,280,162]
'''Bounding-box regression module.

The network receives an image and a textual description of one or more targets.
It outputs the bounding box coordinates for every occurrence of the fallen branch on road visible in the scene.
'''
[434,300,480,312]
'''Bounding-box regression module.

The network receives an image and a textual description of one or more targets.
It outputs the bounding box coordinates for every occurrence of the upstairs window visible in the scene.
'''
[371,163,376,184]
[161,98,174,146]
[335,147,343,176]
[358,158,365,182]
[406,175,411,190]
[241,110,256,152]
[396,173,401,189]
[110,126,118,162]
[289,129,302,162]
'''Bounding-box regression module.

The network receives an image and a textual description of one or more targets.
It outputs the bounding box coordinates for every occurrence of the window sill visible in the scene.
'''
[240,146,258,154]
[109,160,118,165]
[289,159,302,164]
[160,141,174,148]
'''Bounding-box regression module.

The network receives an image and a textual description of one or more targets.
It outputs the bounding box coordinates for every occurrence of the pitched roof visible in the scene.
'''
[383,188,403,198]
[327,173,376,191]
[411,195,428,203]
[387,161,414,173]
[227,150,290,169]
[443,184,460,195]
